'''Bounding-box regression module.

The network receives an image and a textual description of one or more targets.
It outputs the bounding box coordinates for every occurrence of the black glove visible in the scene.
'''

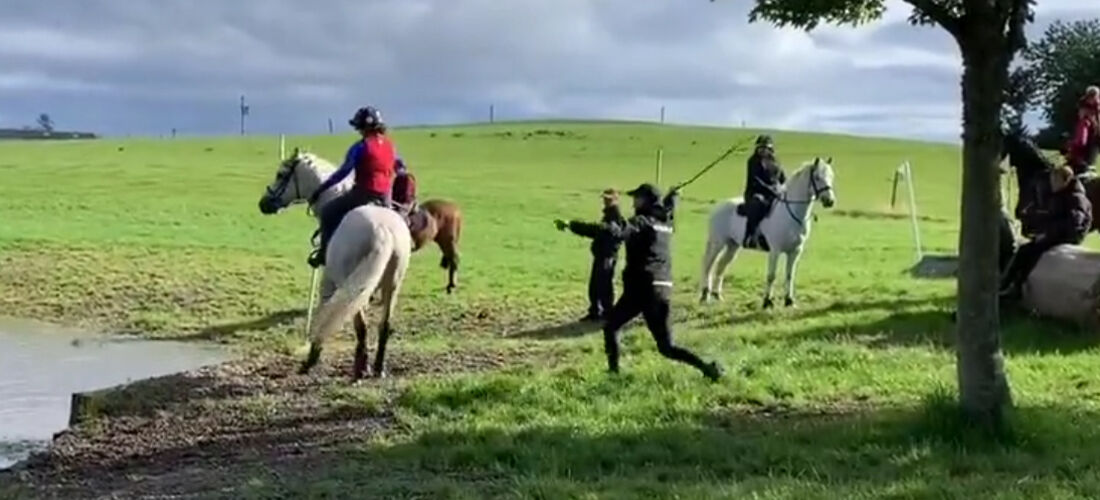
[554,219,568,231]
[307,191,320,206]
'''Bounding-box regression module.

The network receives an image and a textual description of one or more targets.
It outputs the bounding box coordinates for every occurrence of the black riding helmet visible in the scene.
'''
[349,106,385,132]
[755,134,774,149]
[627,183,662,205]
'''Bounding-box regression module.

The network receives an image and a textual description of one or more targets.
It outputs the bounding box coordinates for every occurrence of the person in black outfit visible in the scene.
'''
[742,135,787,249]
[599,183,723,381]
[1000,165,1092,298]
[555,189,627,321]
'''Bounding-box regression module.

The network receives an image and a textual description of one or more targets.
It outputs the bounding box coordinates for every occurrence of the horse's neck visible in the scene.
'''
[299,158,349,220]
[779,169,816,223]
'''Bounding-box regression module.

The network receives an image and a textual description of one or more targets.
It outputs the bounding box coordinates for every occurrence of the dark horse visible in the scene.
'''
[1002,129,1100,238]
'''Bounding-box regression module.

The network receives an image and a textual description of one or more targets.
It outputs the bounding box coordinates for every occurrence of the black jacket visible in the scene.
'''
[1043,179,1092,242]
[603,192,678,287]
[744,150,786,202]
[567,205,626,258]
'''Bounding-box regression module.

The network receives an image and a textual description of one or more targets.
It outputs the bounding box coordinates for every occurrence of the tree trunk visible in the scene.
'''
[955,28,1013,428]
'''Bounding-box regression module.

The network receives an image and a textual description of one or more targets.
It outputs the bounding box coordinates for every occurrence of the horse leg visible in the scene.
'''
[299,277,336,375]
[699,236,724,303]
[372,258,405,378]
[783,249,803,308]
[437,235,460,294]
[352,310,371,380]
[712,242,740,302]
[762,251,780,309]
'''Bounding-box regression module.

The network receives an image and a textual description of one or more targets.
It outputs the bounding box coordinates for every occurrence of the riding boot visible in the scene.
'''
[743,214,761,248]
[308,247,325,268]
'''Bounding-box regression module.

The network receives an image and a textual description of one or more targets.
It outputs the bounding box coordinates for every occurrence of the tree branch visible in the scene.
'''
[904,0,962,37]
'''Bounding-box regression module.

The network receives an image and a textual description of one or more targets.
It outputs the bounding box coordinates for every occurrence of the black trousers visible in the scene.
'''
[1001,235,1074,291]
[587,256,616,317]
[318,190,386,255]
[603,284,710,374]
[743,194,770,243]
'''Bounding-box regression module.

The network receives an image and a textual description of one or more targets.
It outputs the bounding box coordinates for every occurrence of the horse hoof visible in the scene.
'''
[784,297,795,308]
[699,290,711,304]
[713,292,724,302]
[297,364,312,376]
[762,298,774,309]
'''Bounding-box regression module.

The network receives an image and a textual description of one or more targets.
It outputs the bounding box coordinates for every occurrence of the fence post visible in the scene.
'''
[903,161,923,262]
[655,147,664,184]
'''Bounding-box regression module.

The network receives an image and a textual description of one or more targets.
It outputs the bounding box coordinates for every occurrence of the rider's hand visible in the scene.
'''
[554,219,568,231]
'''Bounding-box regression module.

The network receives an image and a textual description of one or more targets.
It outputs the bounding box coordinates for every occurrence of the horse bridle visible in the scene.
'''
[265,157,304,209]
[781,162,833,226]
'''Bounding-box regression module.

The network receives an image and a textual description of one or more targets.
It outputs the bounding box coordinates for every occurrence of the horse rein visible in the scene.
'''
[265,157,305,210]
[780,163,832,226]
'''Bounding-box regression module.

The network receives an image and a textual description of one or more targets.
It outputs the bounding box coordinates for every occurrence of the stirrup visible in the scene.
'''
[307,249,324,268]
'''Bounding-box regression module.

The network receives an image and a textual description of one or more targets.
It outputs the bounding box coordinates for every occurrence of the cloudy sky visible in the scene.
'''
[1,0,1096,141]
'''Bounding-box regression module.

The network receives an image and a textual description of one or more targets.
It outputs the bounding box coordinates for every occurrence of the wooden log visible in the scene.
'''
[1023,245,1100,327]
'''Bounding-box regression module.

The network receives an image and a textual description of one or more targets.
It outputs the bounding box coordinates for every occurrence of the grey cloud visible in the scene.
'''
[0,0,1095,140]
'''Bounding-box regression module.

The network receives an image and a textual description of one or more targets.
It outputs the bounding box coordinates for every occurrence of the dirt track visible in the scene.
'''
[0,346,532,499]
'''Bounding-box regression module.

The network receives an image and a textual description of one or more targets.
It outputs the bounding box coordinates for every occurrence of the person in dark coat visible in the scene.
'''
[598,183,723,381]
[554,189,627,321]
[1000,165,1092,298]
[742,135,787,248]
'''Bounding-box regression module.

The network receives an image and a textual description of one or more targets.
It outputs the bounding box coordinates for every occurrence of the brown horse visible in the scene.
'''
[258,149,463,293]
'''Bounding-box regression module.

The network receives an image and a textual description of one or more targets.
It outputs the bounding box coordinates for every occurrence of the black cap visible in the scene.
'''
[627,183,662,201]
[755,134,774,147]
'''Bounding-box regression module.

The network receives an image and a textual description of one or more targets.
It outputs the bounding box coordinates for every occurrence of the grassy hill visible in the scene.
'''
[2,122,1099,498]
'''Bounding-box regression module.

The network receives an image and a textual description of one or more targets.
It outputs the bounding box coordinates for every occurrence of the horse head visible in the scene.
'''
[808,157,837,208]
[259,147,314,214]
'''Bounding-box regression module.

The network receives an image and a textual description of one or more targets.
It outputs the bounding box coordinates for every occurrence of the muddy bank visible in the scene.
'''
[0,345,545,499]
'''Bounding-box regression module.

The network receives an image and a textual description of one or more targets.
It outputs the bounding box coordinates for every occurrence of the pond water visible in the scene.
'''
[0,318,229,469]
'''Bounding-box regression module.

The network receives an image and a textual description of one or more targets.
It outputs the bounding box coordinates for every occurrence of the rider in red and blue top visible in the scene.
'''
[307,106,405,268]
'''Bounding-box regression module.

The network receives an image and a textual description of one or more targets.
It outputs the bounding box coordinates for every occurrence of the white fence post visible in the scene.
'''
[900,161,923,262]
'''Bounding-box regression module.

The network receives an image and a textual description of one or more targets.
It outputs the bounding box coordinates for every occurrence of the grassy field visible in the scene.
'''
[2,121,1100,499]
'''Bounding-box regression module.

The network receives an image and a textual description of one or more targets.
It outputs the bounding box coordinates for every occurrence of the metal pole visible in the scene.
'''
[490,104,495,124]
[656,147,664,184]
[660,106,665,124]
[891,168,901,209]
[904,161,923,262]
[279,134,286,159]
[304,268,319,340]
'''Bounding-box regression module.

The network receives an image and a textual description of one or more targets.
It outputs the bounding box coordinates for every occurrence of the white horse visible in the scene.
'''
[700,157,837,309]
[259,153,412,380]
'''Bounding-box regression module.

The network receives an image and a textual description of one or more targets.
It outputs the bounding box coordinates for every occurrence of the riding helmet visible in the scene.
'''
[627,183,662,203]
[349,106,384,131]
[755,134,774,148]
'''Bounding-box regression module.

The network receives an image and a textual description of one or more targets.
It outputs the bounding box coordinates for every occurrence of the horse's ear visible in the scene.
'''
[826,156,833,165]
[292,147,300,157]
[813,157,821,166]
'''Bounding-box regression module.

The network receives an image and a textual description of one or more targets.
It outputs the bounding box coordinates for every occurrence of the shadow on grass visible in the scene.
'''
[784,299,1098,355]
[512,320,602,340]
[276,399,1100,498]
[165,309,306,342]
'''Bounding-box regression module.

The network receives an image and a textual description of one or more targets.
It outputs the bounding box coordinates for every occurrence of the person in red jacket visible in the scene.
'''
[1066,86,1100,176]
[307,106,403,268]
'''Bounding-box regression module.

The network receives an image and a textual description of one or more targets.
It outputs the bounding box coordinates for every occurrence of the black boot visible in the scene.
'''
[743,217,760,248]
[307,248,325,268]
[702,361,724,382]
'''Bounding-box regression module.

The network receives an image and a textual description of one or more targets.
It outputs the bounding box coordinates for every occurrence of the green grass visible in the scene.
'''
[3,121,1100,498]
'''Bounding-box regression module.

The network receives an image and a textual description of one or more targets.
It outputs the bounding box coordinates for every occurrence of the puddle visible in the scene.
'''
[0,318,229,469]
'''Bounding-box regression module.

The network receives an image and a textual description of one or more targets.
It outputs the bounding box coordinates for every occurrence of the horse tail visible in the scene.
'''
[310,236,394,345]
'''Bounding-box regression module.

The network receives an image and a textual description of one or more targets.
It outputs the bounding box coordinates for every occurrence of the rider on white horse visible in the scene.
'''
[307,106,406,268]
[741,135,787,250]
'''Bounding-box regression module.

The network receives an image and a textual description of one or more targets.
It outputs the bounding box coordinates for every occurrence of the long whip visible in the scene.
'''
[670,135,755,191]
